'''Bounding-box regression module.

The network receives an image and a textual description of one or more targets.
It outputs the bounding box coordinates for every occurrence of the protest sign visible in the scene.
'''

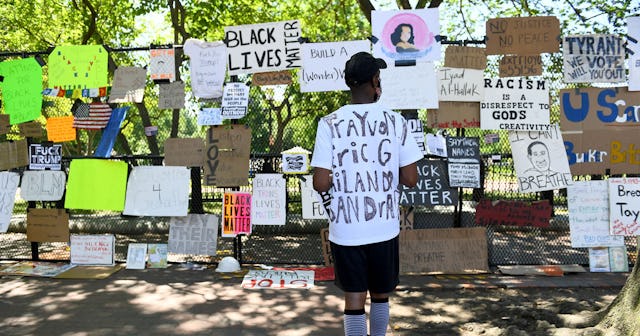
[18,121,42,138]
[48,45,108,89]
[299,40,370,92]
[563,34,625,83]
[0,58,42,124]
[70,234,115,266]
[426,102,480,129]
[444,46,486,69]
[0,172,19,233]
[198,108,223,126]
[446,136,480,188]
[499,55,542,77]
[300,175,328,220]
[251,174,286,225]
[108,66,146,103]
[123,166,190,216]
[164,138,205,167]
[252,70,292,86]
[475,199,552,228]
[149,46,175,82]
[158,81,185,109]
[608,177,640,236]
[126,243,147,269]
[146,243,168,268]
[168,214,219,256]
[204,125,251,187]
[407,119,426,155]
[241,269,315,289]
[485,16,560,55]
[0,115,9,135]
[480,78,550,130]
[29,143,62,170]
[281,146,310,174]
[378,62,438,109]
[222,191,252,237]
[225,20,301,75]
[64,159,128,211]
[27,208,69,242]
[438,67,484,102]
[221,82,249,119]
[46,116,76,143]
[20,170,66,201]
[183,38,227,98]
[0,139,28,170]
[399,158,458,206]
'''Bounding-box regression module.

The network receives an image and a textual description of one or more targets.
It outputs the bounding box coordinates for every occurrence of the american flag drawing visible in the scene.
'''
[73,102,112,129]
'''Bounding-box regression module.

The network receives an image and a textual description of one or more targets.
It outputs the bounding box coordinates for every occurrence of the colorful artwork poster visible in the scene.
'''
[608,177,640,236]
[371,9,441,65]
[567,180,625,247]
[299,40,370,93]
[250,174,286,225]
[123,166,190,217]
[47,45,108,89]
[629,16,640,91]
[222,191,252,237]
[508,125,573,193]
[0,58,42,124]
[225,20,302,76]
[64,159,128,211]
[146,243,168,268]
[0,172,20,233]
[149,46,176,82]
[563,34,625,84]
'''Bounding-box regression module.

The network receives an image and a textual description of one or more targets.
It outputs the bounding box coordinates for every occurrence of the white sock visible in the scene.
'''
[344,309,367,336]
[370,299,389,336]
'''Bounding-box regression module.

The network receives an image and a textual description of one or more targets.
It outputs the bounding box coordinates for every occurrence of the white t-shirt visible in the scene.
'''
[310,103,423,246]
[183,38,227,99]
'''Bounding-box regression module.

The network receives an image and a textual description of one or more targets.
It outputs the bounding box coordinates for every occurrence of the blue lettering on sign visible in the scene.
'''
[564,141,608,165]
[562,88,640,124]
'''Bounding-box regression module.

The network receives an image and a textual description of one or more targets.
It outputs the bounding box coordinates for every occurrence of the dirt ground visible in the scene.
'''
[389,287,619,336]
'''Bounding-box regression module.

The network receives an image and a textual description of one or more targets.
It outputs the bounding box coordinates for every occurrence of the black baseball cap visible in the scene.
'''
[344,52,387,87]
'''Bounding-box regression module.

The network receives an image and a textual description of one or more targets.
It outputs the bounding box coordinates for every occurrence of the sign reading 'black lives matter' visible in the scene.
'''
[400,159,458,206]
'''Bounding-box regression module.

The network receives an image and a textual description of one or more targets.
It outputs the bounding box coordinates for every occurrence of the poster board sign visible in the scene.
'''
[0,139,28,170]
[204,125,251,187]
[444,46,486,69]
[18,121,42,138]
[399,227,489,274]
[320,228,333,266]
[123,166,190,216]
[589,247,611,272]
[158,81,185,109]
[485,16,560,55]
[146,243,168,268]
[0,172,19,233]
[371,9,441,65]
[0,58,42,125]
[47,45,108,89]
[252,70,292,86]
[149,46,176,82]
[168,214,219,256]
[407,119,426,155]
[164,138,205,167]
[46,116,76,143]
[198,108,223,126]
[629,17,640,91]
[568,181,625,247]
[241,270,315,289]
[29,143,62,170]
[508,125,573,193]
[0,115,10,135]
[70,234,115,266]
[251,174,286,225]
[426,102,480,129]
[27,208,69,242]
[64,159,128,211]
[300,175,328,220]
[281,146,310,174]
[20,170,66,201]
[499,55,542,77]
[225,20,301,76]
[108,66,146,103]
[446,136,480,188]
[608,177,640,236]
[183,39,227,99]
[399,158,458,206]
[475,199,552,228]
[438,67,484,102]
[563,34,625,83]
[126,243,148,269]
[299,40,370,92]
[221,82,249,119]
[222,191,252,237]
[378,62,438,109]
[480,78,550,130]
[609,246,629,272]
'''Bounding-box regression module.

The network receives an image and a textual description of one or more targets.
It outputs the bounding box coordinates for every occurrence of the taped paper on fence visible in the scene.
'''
[158,81,185,109]
[64,159,128,211]
[20,170,66,201]
[299,40,370,92]
[0,57,43,124]
[608,177,640,236]
[485,16,560,55]
[18,121,42,138]
[444,46,486,69]
[204,125,251,187]
[27,208,69,243]
[123,166,190,216]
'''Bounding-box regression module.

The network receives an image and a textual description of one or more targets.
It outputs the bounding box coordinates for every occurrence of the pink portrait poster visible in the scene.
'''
[372,9,441,65]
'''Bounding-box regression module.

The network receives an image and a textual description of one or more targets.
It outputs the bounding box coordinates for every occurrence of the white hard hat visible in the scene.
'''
[215,256,241,272]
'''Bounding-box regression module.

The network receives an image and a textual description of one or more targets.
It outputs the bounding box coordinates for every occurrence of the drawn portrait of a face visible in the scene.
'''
[527,141,551,172]
[380,13,435,59]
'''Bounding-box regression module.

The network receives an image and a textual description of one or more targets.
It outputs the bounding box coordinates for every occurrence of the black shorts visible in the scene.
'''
[330,235,399,293]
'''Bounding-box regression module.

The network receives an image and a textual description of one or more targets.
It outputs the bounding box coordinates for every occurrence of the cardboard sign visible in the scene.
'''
[221,82,249,119]
[46,116,76,143]
[444,46,486,69]
[29,143,62,170]
[168,214,219,256]
[20,170,66,201]
[563,34,625,83]
[123,166,190,216]
[225,20,301,76]
[399,206,414,230]
[252,70,292,86]
[426,102,480,128]
[204,125,251,187]
[222,191,252,237]
[446,136,481,188]
[198,108,223,126]
[485,16,560,55]
[0,115,10,135]
[438,67,484,102]
[0,139,28,170]
[608,177,640,236]
[320,228,333,266]
[300,175,328,220]
[399,158,458,206]
[509,125,573,193]
[164,138,205,167]
[378,62,438,109]
[299,40,370,92]
[475,199,552,227]
[399,227,489,274]
[18,121,43,138]
[241,270,314,289]
[48,45,108,89]
[108,66,146,103]
[27,208,69,242]
[64,159,128,211]
[480,78,550,130]
[499,55,542,77]
[251,174,286,225]
[567,181,625,247]
[158,81,185,109]
[70,234,115,266]
[149,46,176,82]
[560,87,640,131]
[0,58,42,124]
[0,172,20,233]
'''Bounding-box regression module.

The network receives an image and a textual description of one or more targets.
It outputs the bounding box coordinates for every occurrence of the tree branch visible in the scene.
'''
[80,0,97,44]
[356,0,375,23]
[563,0,588,24]
[397,0,412,9]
